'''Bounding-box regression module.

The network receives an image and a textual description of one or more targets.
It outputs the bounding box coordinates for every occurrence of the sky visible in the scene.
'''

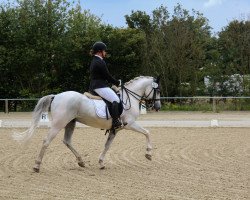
[1,0,249,33]
[78,0,250,33]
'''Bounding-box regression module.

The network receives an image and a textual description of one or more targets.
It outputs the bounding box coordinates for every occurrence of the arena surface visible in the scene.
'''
[0,112,249,199]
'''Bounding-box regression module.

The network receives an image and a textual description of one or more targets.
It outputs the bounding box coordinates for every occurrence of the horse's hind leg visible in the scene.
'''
[33,127,61,172]
[99,129,117,169]
[63,120,85,168]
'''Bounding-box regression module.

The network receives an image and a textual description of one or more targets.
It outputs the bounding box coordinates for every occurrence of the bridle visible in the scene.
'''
[120,78,161,111]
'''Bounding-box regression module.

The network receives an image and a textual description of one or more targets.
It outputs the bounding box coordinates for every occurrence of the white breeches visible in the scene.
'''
[94,87,120,103]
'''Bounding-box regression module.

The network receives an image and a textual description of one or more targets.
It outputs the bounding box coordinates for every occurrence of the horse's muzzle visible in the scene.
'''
[154,101,161,111]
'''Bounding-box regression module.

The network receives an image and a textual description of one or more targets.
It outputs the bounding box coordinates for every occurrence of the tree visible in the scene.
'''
[125,4,211,97]
[100,27,145,82]
[0,5,20,98]
[218,20,250,95]
[53,2,102,92]
[0,0,103,97]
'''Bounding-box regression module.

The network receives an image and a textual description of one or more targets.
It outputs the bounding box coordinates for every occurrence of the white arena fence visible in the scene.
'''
[1,97,250,113]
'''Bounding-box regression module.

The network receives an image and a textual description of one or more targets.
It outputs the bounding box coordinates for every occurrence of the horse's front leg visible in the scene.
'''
[125,122,152,160]
[99,129,116,169]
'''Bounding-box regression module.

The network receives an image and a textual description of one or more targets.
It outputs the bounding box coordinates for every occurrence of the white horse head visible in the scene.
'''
[122,75,161,112]
[13,76,161,171]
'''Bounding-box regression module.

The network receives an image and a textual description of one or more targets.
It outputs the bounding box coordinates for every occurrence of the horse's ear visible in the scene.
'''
[156,75,161,83]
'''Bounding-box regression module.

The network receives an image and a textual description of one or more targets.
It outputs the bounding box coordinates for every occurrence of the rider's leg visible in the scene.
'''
[110,101,122,128]
[94,87,120,103]
[94,87,122,128]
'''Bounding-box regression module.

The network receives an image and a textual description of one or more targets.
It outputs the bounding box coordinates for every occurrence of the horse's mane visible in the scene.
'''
[124,76,153,86]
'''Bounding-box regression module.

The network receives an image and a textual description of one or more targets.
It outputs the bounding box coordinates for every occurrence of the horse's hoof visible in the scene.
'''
[145,154,152,160]
[99,160,105,169]
[100,166,105,170]
[78,162,85,168]
[33,167,40,173]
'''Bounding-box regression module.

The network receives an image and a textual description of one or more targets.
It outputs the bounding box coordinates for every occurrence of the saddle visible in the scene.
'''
[83,90,123,120]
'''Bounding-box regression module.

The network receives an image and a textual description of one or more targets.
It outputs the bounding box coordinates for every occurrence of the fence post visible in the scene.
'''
[5,99,9,113]
[212,98,216,112]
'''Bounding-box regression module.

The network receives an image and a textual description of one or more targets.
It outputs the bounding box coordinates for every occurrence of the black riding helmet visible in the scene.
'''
[92,42,107,53]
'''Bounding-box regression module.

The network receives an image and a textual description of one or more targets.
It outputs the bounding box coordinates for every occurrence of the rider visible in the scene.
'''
[89,41,122,129]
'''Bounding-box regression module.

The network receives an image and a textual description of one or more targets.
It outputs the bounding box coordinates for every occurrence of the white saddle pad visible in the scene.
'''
[92,100,111,119]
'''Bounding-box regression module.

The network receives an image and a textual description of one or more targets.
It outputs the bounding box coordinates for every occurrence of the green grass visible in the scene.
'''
[161,99,250,112]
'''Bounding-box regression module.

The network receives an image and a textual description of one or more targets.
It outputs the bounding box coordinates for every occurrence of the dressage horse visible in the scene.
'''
[13,76,161,172]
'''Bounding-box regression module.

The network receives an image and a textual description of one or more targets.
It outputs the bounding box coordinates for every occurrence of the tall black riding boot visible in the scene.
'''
[111,101,122,129]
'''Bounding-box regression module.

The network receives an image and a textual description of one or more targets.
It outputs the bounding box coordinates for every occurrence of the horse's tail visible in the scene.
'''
[12,95,55,142]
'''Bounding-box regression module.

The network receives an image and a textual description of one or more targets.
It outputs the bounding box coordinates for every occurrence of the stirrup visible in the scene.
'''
[105,120,128,135]
[112,119,122,129]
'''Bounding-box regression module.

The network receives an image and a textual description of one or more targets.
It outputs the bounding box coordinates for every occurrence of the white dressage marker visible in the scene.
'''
[211,119,219,127]
[39,112,49,127]
[40,112,49,122]
[0,120,2,127]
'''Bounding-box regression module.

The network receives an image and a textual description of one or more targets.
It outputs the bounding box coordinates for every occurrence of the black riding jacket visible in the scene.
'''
[89,56,119,91]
